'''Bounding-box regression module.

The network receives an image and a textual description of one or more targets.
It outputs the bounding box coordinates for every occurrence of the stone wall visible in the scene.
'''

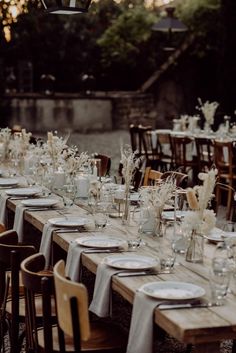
[2,92,157,132]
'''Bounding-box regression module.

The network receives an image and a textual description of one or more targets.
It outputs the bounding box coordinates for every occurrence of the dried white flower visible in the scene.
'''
[196,98,219,126]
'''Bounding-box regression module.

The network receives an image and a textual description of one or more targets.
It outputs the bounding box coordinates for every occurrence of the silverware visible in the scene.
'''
[117,271,159,277]
[83,249,124,254]
[157,301,215,310]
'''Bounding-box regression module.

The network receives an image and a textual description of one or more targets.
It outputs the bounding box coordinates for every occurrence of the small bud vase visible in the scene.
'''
[186,230,204,263]
[122,186,130,225]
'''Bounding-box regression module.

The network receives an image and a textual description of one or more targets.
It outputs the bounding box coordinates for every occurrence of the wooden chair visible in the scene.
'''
[195,137,214,173]
[129,124,152,157]
[53,260,127,353]
[20,253,60,353]
[157,131,174,171]
[213,140,236,219]
[0,223,6,233]
[0,230,36,353]
[170,135,198,184]
[143,167,163,186]
[93,154,111,177]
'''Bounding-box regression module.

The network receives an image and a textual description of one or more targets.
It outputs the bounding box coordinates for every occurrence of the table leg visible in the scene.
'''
[194,342,220,353]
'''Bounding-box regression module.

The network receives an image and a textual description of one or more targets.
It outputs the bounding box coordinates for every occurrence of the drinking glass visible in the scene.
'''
[61,184,77,208]
[171,221,189,264]
[94,202,109,229]
[209,242,231,305]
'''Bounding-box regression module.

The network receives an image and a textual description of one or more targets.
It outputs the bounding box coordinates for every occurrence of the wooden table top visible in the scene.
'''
[3,193,236,353]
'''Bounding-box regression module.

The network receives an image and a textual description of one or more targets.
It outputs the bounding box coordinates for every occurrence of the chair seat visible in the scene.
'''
[37,321,126,352]
[6,295,56,317]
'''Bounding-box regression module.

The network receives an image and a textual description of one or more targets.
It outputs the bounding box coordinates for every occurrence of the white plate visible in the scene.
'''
[140,281,205,300]
[48,217,88,227]
[162,210,187,221]
[0,178,19,187]
[103,255,158,270]
[6,187,41,196]
[204,228,224,243]
[76,236,127,249]
[21,198,59,207]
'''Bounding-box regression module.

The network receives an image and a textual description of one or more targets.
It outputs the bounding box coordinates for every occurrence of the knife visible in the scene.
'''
[117,271,159,277]
[158,302,214,310]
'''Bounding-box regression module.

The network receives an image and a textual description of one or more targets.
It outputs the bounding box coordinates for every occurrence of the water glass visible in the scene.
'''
[94,202,109,229]
[61,184,77,208]
[209,257,231,305]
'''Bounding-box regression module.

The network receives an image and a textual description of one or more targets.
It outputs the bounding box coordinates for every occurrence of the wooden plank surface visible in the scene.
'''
[2,192,236,352]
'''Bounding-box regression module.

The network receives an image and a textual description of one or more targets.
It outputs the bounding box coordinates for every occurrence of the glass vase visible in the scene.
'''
[122,186,130,225]
[185,230,204,263]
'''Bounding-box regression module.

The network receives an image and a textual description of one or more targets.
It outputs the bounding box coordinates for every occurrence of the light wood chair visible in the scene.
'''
[213,140,236,219]
[53,260,127,353]
[143,167,163,186]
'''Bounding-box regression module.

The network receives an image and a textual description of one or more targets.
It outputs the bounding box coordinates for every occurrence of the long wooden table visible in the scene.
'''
[4,195,236,353]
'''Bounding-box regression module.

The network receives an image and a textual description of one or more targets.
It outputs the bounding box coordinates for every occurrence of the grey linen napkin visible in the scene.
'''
[13,204,27,242]
[89,262,121,317]
[39,223,57,268]
[0,193,9,224]
[65,241,84,282]
[126,291,161,353]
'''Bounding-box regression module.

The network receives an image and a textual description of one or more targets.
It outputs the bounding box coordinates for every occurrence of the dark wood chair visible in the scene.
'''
[129,124,152,157]
[0,230,36,353]
[93,153,111,177]
[157,131,174,171]
[213,140,236,219]
[170,135,198,184]
[20,253,61,353]
[195,137,214,173]
[53,260,127,353]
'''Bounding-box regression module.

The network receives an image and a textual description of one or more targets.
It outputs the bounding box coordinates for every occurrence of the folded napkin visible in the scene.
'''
[126,291,161,353]
[0,193,9,224]
[151,131,157,149]
[65,241,84,282]
[13,204,27,242]
[39,223,57,268]
[89,263,121,317]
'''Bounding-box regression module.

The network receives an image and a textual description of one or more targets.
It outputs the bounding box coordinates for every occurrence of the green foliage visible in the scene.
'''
[98,6,156,67]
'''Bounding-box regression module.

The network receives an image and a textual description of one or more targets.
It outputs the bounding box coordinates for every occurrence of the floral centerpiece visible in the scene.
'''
[120,144,140,224]
[140,176,176,236]
[62,148,88,180]
[183,168,217,262]
[0,127,11,160]
[45,131,67,171]
[196,98,219,132]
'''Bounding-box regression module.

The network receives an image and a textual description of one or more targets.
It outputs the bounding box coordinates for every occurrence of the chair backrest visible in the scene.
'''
[129,124,152,156]
[20,253,55,353]
[171,135,195,171]
[0,223,6,233]
[143,167,163,186]
[213,140,235,172]
[0,230,36,305]
[53,260,90,343]
[161,171,188,188]
[0,231,36,353]
[195,137,214,172]
[93,153,111,177]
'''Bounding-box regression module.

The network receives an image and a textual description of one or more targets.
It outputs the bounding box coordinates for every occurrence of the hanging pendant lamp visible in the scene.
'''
[40,0,92,14]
